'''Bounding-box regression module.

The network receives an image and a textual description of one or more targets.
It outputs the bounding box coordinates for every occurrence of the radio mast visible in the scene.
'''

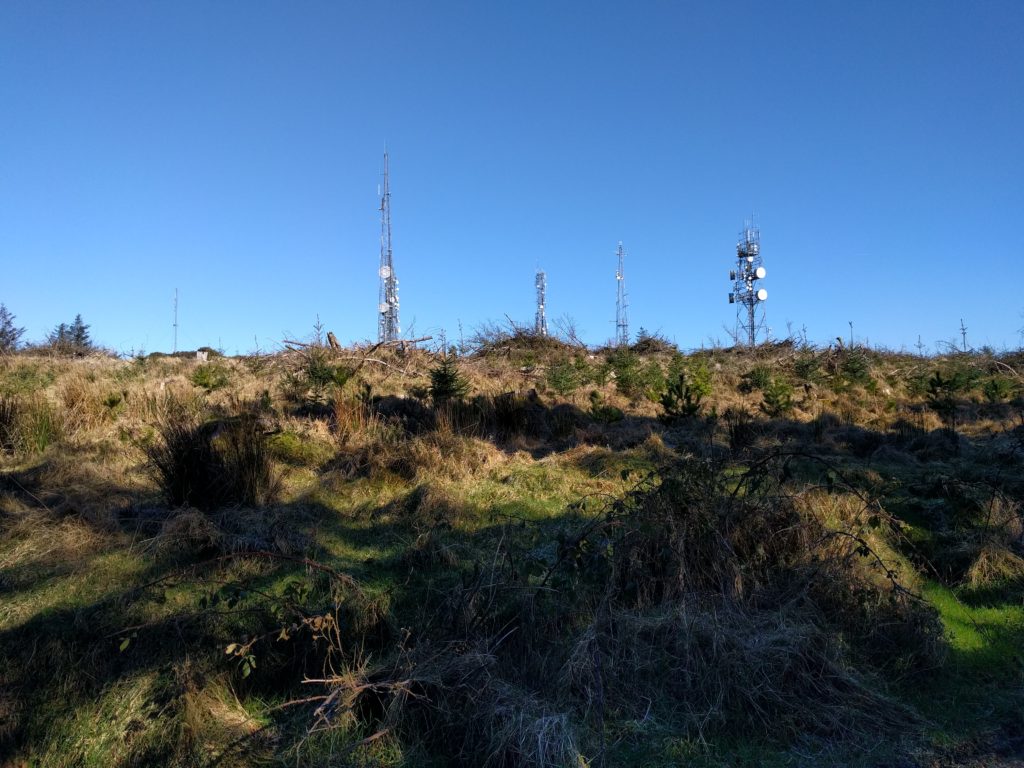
[377,151,400,343]
[535,269,548,337]
[728,222,768,346]
[615,242,628,347]
[172,288,178,353]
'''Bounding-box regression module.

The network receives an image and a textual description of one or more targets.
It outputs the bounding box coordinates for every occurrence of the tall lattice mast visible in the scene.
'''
[615,241,628,347]
[377,151,400,343]
[172,288,178,353]
[728,222,768,346]
[535,270,548,337]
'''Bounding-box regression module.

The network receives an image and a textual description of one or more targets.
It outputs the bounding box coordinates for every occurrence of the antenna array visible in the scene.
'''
[535,269,548,337]
[363,153,783,349]
[615,242,628,347]
[728,222,768,346]
[377,151,400,343]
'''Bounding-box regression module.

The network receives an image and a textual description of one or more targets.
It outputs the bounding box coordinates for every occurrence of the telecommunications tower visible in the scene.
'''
[728,222,768,346]
[535,270,548,337]
[173,288,179,353]
[615,241,628,347]
[377,151,400,343]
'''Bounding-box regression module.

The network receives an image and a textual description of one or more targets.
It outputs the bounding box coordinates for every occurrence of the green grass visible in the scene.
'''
[905,582,1024,740]
[0,362,56,395]
[268,430,335,468]
[925,581,1024,659]
[3,348,1024,766]
[0,546,147,631]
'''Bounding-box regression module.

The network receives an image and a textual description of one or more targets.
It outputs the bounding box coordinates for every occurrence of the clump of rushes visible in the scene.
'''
[146,395,280,510]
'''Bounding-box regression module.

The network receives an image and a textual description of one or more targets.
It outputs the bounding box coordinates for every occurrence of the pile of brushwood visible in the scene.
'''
[260,455,945,765]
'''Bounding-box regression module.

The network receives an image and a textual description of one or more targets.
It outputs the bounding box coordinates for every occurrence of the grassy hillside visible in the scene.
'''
[1,333,1022,767]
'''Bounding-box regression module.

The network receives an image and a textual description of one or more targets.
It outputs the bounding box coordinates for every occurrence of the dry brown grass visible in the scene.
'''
[564,602,915,744]
[1,344,1020,766]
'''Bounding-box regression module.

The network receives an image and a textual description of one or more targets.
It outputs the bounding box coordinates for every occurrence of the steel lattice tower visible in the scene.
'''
[615,241,628,347]
[377,151,400,343]
[535,270,548,337]
[728,223,768,346]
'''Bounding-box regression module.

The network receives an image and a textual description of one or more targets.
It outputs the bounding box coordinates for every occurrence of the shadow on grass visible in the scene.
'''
[2,398,1024,765]
[0,473,601,766]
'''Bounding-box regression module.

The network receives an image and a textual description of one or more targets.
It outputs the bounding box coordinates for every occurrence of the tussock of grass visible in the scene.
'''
[146,394,281,510]
[268,429,335,468]
[565,602,915,743]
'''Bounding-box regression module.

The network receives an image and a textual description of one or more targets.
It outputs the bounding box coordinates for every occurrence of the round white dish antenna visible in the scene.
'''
[746,255,754,263]
[756,288,768,301]
[755,266,766,279]
[379,265,392,279]
[378,303,388,313]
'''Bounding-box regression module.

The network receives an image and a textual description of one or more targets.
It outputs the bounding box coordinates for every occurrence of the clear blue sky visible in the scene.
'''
[2,1,1022,354]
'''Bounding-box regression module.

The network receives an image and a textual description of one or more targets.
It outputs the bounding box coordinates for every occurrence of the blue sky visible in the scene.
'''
[2,1,1022,354]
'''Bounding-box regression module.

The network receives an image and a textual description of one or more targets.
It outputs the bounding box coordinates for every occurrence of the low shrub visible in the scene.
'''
[983,375,1015,403]
[739,365,772,393]
[794,353,821,383]
[631,328,678,355]
[588,390,624,423]
[191,363,230,392]
[668,355,712,400]
[283,347,353,406]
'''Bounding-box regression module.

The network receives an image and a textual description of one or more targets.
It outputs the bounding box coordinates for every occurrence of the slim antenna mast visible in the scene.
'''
[615,241,629,347]
[959,319,968,352]
[173,288,179,353]
[535,269,548,337]
[377,150,400,343]
[727,220,768,346]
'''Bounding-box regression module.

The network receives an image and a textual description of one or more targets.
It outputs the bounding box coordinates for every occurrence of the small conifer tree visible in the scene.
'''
[0,304,25,353]
[428,355,469,406]
[660,371,703,421]
[47,315,93,356]
[69,314,91,350]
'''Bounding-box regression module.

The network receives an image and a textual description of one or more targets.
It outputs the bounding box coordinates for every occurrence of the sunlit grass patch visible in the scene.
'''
[907,581,1024,740]
[0,547,148,631]
[268,429,335,468]
[31,671,168,768]
[923,581,1024,663]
